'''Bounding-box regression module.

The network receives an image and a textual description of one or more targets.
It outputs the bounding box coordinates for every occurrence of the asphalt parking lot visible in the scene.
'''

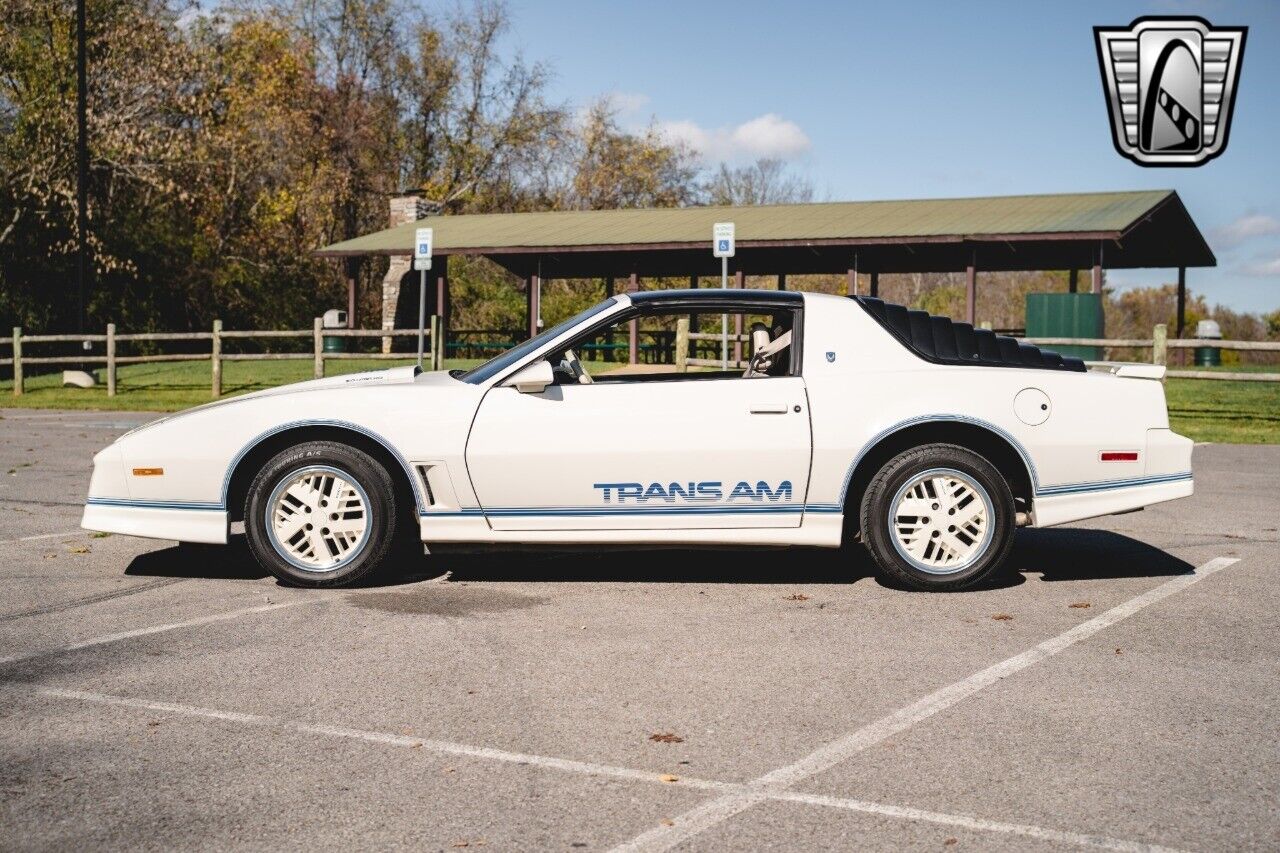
[1,408,1277,852]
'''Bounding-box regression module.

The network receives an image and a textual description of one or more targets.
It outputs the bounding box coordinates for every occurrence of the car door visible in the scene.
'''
[464,375,812,530]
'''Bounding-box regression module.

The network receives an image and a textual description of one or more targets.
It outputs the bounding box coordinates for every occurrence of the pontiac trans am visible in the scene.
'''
[82,290,1193,591]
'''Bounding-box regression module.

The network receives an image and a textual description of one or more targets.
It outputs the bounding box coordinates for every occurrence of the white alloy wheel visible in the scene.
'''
[266,465,371,572]
[888,467,994,575]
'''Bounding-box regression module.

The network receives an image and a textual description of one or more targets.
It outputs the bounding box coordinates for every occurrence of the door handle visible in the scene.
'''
[749,405,789,415]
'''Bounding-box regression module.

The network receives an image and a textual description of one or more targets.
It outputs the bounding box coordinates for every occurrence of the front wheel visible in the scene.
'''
[859,444,1015,591]
[245,441,399,587]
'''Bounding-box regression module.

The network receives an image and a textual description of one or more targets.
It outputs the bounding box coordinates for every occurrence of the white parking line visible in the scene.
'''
[610,556,1239,853]
[38,686,1184,853]
[774,791,1184,853]
[0,599,318,666]
[0,530,87,545]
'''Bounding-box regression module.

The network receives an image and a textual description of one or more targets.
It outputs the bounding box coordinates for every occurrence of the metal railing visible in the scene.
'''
[1,317,439,398]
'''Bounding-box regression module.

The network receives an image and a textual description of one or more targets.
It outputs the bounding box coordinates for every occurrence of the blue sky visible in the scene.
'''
[495,0,1280,313]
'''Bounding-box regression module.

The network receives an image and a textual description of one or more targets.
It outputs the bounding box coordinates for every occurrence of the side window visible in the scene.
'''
[547,307,798,385]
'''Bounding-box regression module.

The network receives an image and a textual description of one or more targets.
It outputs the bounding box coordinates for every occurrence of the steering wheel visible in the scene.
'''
[563,348,593,384]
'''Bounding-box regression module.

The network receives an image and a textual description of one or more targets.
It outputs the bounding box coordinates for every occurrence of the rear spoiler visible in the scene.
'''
[1087,363,1166,380]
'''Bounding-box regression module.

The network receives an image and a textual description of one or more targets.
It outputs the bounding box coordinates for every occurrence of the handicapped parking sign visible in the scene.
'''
[414,227,433,271]
[713,222,735,258]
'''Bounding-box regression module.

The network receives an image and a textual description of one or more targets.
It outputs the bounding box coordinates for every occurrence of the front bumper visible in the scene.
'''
[81,500,228,544]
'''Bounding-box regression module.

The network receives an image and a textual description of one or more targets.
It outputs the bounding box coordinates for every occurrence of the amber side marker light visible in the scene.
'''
[1099,452,1139,462]
[132,468,165,476]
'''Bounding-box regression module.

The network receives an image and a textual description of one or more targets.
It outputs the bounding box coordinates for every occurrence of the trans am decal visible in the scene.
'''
[593,480,793,504]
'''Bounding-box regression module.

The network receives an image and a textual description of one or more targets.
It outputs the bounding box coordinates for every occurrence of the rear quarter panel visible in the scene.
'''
[799,293,1172,509]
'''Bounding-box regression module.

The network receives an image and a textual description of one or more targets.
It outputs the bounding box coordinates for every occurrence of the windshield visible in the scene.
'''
[459,298,618,385]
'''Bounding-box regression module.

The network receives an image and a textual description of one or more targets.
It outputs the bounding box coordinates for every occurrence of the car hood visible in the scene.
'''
[122,366,454,437]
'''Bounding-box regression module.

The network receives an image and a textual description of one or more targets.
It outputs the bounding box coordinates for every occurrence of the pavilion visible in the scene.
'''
[315,189,1215,351]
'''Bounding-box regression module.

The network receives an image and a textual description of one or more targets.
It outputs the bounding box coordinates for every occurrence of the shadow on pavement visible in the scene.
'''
[435,545,869,585]
[125,537,268,581]
[1008,528,1195,581]
[120,528,1194,589]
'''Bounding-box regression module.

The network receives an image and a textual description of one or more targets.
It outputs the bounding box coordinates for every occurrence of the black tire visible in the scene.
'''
[245,441,399,588]
[859,443,1015,591]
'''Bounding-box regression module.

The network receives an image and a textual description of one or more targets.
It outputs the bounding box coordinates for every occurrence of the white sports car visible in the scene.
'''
[83,290,1192,590]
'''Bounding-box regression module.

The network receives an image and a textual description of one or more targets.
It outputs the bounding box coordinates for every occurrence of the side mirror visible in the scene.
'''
[504,360,555,394]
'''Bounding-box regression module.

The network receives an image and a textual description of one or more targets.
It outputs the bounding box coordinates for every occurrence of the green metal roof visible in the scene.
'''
[316,190,1182,256]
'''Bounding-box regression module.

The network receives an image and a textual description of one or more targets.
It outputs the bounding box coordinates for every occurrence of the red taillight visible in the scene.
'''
[1100,451,1139,462]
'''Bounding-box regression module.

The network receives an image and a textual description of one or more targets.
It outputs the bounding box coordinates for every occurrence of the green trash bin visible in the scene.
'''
[1194,320,1221,367]
[1025,293,1104,361]
[322,308,348,353]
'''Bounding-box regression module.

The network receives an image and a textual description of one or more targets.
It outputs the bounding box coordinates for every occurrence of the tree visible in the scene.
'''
[560,101,699,210]
[705,158,814,206]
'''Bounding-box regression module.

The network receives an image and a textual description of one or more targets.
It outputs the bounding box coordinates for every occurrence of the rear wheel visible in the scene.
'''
[245,441,398,587]
[859,444,1015,591]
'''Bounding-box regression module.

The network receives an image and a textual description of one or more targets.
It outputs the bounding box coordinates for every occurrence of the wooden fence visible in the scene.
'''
[668,320,1280,381]
[5,319,1278,399]
[1,316,439,398]
[1022,323,1280,382]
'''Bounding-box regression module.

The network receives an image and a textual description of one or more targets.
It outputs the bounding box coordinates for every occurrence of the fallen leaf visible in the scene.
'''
[1069,602,1091,609]
[944,838,958,846]
[41,553,56,560]
[659,774,680,783]
[443,767,456,774]
[1115,648,1123,655]
[660,819,675,827]
[147,721,161,727]
[69,546,90,554]
[649,733,684,744]
[991,613,1013,621]
[783,593,810,602]
[90,531,111,539]
[410,742,423,749]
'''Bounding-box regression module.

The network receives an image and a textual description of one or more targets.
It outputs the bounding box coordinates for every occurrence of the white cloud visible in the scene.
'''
[1210,213,1280,248]
[1238,256,1280,277]
[658,113,811,164]
[607,91,651,117]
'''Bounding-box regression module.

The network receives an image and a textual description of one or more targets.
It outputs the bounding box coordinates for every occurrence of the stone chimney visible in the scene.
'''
[381,193,442,351]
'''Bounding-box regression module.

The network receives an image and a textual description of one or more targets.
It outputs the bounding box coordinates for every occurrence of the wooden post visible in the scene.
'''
[435,258,448,363]
[211,319,222,398]
[846,268,856,296]
[106,323,117,397]
[346,257,359,328]
[604,277,616,361]
[687,275,699,339]
[526,274,541,340]
[1068,268,1078,293]
[430,311,440,366]
[965,255,977,326]
[11,328,22,396]
[869,272,879,298]
[733,270,744,365]
[1152,323,1167,372]
[676,317,690,373]
[1175,267,1186,339]
[313,317,324,379]
[1091,262,1102,295]
[628,272,639,365]
[777,273,787,291]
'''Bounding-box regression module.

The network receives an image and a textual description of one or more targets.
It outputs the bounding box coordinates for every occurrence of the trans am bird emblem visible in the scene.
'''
[1095,17,1246,166]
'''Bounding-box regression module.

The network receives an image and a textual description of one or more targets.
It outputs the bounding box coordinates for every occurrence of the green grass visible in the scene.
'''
[3,358,1277,444]
[0,358,484,412]
[1165,376,1280,444]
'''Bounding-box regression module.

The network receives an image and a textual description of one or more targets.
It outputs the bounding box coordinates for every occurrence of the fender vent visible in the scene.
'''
[415,465,437,506]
